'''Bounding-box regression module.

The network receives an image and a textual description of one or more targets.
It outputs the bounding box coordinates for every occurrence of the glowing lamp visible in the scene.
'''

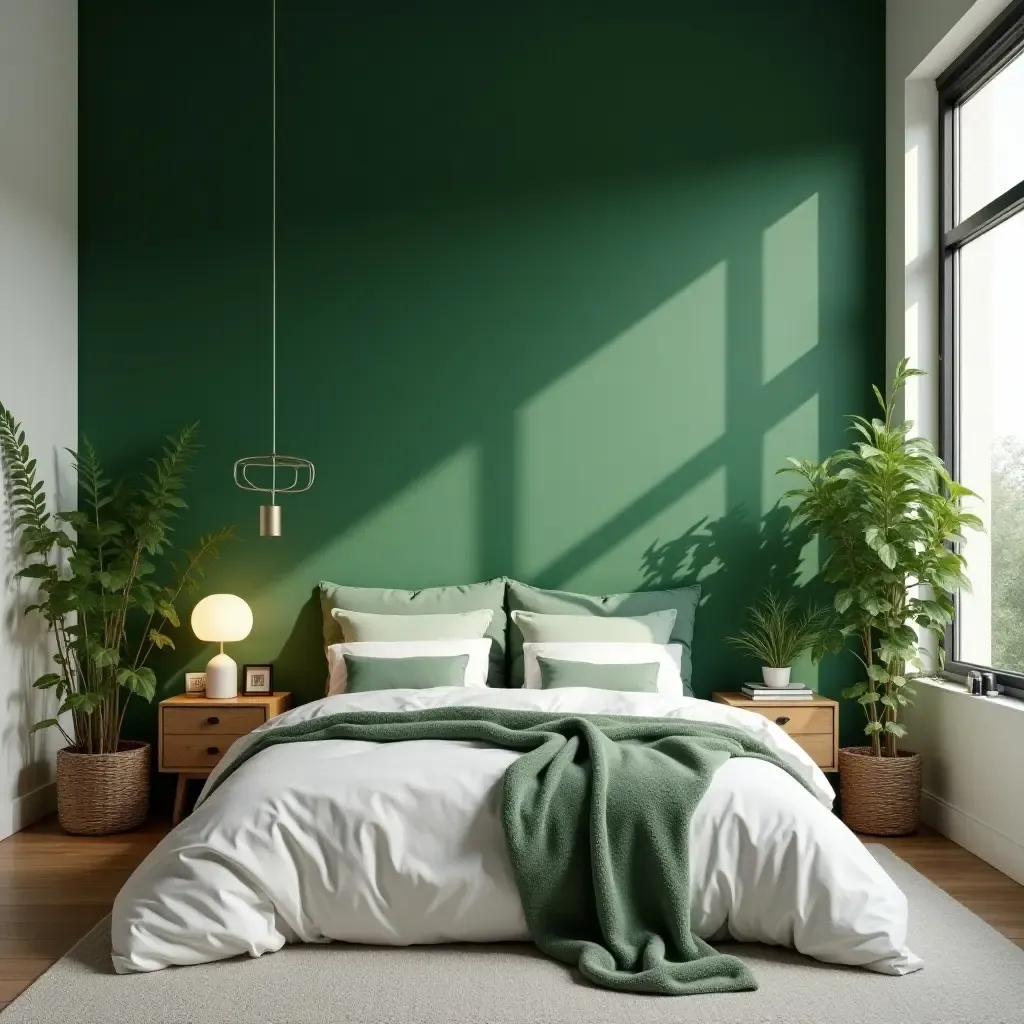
[190,594,253,699]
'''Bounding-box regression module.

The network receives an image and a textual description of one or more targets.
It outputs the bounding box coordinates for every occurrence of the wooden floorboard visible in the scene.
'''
[0,815,165,1006]
[0,816,1021,1008]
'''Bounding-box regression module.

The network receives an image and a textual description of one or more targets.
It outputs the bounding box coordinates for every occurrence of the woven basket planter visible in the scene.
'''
[56,741,150,836]
[838,746,922,836]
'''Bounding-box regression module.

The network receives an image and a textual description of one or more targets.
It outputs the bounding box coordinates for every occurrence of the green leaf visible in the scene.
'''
[834,590,854,614]
[116,666,157,702]
[858,691,881,705]
[862,595,892,617]
[156,599,180,628]
[148,629,175,651]
[864,721,884,735]
[877,543,897,570]
[32,673,63,690]
[866,664,889,683]
[60,692,103,715]
[883,721,907,738]
[29,718,60,735]
[842,681,869,700]
[90,645,120,669]
[16,563,53,579]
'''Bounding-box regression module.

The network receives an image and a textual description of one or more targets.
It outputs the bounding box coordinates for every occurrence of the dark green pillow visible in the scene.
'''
[507,580,700,691]
[320,578,508,687]
[536,657,660,692]
[343,654,470,693]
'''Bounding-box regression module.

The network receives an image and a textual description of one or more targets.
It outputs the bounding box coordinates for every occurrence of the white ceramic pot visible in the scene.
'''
[761,666,792,688]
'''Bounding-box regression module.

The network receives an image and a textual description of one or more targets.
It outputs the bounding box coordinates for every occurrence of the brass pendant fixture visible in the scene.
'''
[233,0,314,536]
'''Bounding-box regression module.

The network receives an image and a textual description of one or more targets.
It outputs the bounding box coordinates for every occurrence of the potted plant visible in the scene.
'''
[0,404,233,835]
[727,590,826,688]
[780,360,981,835]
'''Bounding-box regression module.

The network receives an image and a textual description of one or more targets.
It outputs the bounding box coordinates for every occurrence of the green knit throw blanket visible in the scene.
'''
[201,706,812,995]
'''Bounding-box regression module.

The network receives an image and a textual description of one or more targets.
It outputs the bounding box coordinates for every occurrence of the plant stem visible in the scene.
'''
[863,626,881,756]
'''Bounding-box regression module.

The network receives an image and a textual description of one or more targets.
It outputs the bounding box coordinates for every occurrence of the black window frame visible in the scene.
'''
[938,0,1024,699]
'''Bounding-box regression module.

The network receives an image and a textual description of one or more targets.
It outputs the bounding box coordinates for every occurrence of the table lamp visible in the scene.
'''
[190,594,253,699]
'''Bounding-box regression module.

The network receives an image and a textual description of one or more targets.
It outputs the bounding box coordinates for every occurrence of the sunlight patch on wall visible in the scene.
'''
[762,195,818,384]
[905,300,920,428]
[516,262,727,581]
[905,144,920,267]
[560,467,727,595]
[762,394,819,584]
[763,388,822,691]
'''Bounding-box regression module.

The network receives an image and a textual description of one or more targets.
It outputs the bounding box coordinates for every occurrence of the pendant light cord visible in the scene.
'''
[271,0,277,497]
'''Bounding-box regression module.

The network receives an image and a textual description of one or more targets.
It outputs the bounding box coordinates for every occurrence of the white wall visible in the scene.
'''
[886,0,1024,883]
[0,0,78,840]
[902,681,1024,883]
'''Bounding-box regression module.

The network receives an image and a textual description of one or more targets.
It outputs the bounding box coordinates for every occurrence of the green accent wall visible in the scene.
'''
[80,0,884,747]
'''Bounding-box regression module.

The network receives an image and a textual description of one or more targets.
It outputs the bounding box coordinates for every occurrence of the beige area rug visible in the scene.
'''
[3,847,1023,1024]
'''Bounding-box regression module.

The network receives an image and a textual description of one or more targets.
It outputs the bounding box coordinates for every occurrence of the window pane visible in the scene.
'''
[958,49,1024,223]
[957,209,1024,671]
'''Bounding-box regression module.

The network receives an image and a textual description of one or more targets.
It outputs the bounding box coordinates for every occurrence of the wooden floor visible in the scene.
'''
[0,819,1022,1011]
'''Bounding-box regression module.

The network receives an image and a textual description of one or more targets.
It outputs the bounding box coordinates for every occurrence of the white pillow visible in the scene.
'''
[326,639,492,695]
[521,642,684,697]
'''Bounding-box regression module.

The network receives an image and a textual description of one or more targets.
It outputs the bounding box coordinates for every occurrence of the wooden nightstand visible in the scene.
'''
[712,691,839,772]
[159,692,292,824]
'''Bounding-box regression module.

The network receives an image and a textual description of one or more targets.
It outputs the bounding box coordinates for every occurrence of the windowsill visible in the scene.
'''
[920,675,1024,713]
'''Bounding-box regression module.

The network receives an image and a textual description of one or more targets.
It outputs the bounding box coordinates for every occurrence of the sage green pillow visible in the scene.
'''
[343,653,470,692]
[537,657,660,692]
[319,578,508,686]
[510,609,676,645]
[506,580,701,690]
[331,607,494,643]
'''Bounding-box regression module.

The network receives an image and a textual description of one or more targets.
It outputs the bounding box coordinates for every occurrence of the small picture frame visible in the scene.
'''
[184,671,207,695]
[242,664,274,696]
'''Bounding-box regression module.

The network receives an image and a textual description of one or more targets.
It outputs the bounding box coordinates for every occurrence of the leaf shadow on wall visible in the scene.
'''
[640,505,816,688]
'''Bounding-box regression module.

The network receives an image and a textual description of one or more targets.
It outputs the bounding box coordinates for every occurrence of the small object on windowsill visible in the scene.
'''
[967,669,984,695]
[982,671,1000,697]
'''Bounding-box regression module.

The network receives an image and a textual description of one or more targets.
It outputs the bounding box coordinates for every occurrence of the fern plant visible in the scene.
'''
[727,590,827,668]
[780,360,982,757]
[0,402,235,754]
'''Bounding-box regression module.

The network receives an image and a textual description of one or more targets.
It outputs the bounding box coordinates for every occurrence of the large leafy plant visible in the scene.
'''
[781,361,981,757]
[0,403,234,754]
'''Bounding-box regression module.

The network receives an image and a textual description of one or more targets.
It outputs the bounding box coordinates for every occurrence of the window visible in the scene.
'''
[939,1,1024,698]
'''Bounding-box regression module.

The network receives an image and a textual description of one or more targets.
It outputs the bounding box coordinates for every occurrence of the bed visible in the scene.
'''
[110,684,921,980]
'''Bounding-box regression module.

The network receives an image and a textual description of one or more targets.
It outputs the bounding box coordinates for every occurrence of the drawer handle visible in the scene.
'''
[775,716,790,726]
[207,746,220,756]
[207,716,220,726]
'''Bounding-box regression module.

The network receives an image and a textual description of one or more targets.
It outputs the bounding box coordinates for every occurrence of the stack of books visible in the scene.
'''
[741,681,813,701]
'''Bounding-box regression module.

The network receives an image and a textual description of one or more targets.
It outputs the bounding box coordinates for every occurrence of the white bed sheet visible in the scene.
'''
[111,687,922,977]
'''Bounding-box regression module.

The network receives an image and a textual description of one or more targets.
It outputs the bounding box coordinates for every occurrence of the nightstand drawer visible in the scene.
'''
[790,733,835,768]
[163,706,265,736]
[161,733,247,770]
[745,705,832,735]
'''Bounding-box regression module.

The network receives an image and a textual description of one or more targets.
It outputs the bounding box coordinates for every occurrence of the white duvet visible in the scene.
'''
[111,687,922,977]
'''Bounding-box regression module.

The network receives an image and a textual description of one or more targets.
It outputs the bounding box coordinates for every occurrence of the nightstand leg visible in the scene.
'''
[172,774,188,826]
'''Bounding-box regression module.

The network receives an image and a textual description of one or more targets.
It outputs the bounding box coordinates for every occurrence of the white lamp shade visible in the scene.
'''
[191,594,253,643]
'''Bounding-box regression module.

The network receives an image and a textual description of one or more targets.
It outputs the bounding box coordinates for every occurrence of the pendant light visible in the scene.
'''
[233,0,314,537]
